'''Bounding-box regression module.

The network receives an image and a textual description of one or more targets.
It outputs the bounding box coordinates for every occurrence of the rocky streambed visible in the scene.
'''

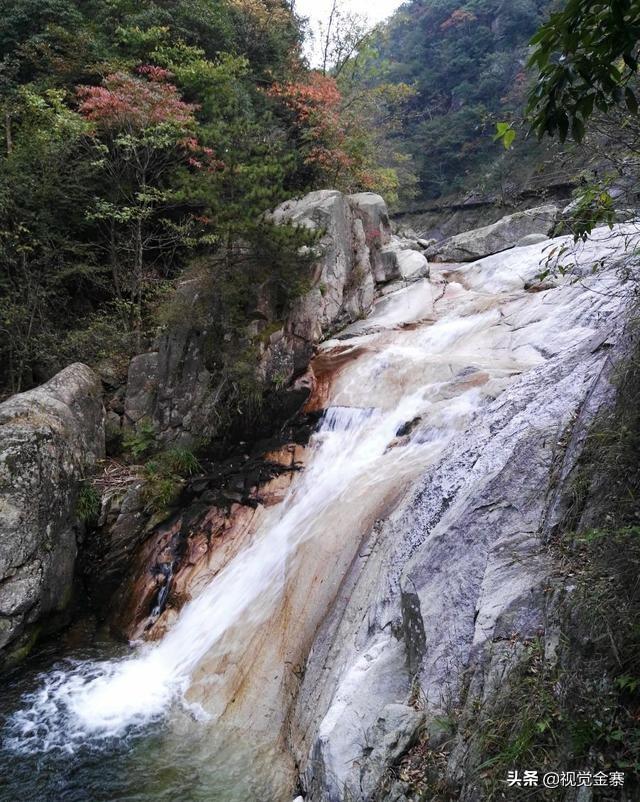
[0,193,637,801]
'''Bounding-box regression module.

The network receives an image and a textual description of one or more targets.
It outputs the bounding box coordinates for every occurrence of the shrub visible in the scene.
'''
[140,446,202,513]
[76,482,101,523]
[122,418,157,460]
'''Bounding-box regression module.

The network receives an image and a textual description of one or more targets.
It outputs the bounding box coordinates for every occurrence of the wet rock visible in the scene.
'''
[293,279,627,800]
[0,363,104,662]
[84,482,149,611]
[427,204,559,262]
[108,440,309,638]
[396,417,422,438]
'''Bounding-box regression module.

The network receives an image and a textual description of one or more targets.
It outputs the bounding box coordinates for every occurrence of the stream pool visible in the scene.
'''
[0,630,290,802]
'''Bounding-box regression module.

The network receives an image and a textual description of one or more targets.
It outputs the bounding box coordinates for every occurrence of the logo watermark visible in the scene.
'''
[506,770,625,788]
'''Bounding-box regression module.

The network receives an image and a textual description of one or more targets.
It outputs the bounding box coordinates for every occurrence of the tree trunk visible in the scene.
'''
[135,215,143,350]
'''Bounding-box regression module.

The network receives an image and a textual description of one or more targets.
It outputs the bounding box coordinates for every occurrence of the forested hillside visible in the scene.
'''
[374,0,574,202]
[0,0,406,399]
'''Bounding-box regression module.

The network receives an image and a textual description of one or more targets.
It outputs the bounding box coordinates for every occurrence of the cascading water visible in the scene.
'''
[5,381,469,749]
[0,225,632,801]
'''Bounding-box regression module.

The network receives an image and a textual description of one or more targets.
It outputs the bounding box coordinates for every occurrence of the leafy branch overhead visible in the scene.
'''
[493,121,516,150]
[527,0,640,142]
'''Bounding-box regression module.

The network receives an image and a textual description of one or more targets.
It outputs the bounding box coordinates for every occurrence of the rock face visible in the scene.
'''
[292,331,623,801]
[122,190,424,446]
[270,190,377,349]
[107,441,309,640]
[0,364,104,662]
[427,204,559,262]
[282,229,630,801]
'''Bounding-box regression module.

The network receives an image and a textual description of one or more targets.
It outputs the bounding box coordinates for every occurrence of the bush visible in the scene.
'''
[162,447,202,476]
[140,446,202,513]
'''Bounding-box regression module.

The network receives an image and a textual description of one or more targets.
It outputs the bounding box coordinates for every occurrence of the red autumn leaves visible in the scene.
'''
[76,66,223,171]
[76,67,197,129]
[267,72,358,178]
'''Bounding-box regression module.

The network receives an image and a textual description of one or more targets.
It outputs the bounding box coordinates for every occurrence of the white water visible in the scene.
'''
[6,389,465,752]
[4,225,631,755]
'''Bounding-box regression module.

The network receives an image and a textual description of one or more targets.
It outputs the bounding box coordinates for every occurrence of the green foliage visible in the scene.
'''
[474,519,640,798]
[527,0,640,142]
[493,121,516,150]
[141,471,181,513]
[122,418,157,460]
[76,482,101,523]
[561,181,616,241]
[476,640,560,787]
[0,0,387,398]
[161,447,201,476]
[141,446,201,512]
[369,0,550,199]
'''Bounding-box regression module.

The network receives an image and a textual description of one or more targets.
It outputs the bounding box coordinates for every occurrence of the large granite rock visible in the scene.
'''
[427,204,559,262]
[292,328,623,801]
[123,190,420,446]
[0,364,104,662]
[272,190,377,345]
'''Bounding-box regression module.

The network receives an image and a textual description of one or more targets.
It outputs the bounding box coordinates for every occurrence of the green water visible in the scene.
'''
[0,634,293,802]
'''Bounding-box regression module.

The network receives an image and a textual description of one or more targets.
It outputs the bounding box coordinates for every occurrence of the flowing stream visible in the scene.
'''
[0,227,630,801]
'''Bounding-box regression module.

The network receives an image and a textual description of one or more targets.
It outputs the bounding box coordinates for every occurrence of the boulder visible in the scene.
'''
[379,242,429,283]
[515,232,549,248]
[359,705,424,799]
[427,204,559,262]
[124,190,407,446]
[275,190,375,341]
[348,192,392,248]
[0,364,104,662]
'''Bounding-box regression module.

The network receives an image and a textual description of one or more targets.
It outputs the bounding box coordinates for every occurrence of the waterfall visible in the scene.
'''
[3,226,630,760]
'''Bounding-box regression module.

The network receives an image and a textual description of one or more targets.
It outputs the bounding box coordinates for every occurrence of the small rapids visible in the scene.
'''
[0,225,633,800]
[4,392,465,754]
